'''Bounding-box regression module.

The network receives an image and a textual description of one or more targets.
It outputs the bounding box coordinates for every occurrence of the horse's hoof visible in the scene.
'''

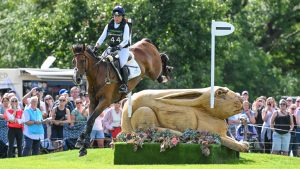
[79,148,87,157]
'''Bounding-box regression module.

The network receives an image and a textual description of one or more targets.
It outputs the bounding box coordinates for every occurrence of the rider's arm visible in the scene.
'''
[119,24,130,48]
[95,24,108,47]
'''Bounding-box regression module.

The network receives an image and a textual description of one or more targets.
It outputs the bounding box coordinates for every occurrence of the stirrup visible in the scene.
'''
[119,84,128,93]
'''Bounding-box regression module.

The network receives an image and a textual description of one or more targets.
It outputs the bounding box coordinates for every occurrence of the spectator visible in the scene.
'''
[261,97,276,153]
[53,89,75,112]
[69,86,80,106]
[44,95,54,139]
[242,91,249,101]
[44,95,54,118]
[22,96,45,156]
[90,112,105,148]
[253,97,265,142]
[22,87,46,116]
[286,97,293,108]
[289,104,298,157]
[227,113,240,139]
[296,97,300,113]
[50,95,71,141]
[296,98,300,157]
[70,98,88,127]
[270,99,293,156]
[3,96,23,157]
[83,92,90,109]
[0,96,10,119]
[7,91,23,110]
[103,102,122,139]
[235,101,257,141]
[240,101,256,124]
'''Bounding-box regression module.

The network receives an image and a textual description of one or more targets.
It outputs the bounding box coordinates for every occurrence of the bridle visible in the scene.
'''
[73,52,88,75]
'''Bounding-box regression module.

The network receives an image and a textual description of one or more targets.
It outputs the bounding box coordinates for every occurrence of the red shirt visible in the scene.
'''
[4,109,24,129]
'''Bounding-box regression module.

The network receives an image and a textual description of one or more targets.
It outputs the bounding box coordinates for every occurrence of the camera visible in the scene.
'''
[35,87,42,92]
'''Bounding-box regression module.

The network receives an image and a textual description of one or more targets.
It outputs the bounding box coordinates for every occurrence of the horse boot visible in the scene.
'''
[79,136,91,157]
[119,67,128,93]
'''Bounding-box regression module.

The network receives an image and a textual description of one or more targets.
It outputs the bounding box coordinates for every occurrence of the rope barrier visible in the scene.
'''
[248,123,300,134]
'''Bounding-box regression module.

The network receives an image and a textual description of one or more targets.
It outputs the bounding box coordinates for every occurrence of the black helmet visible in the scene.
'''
[112,5,125,16]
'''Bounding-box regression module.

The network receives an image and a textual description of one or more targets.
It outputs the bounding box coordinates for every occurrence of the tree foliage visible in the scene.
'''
[0,0,299,99]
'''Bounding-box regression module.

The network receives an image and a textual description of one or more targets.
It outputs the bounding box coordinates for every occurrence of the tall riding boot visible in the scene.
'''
[119,67,128,93]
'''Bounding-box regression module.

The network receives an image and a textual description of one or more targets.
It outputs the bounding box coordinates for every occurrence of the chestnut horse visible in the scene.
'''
[72,38,171,156]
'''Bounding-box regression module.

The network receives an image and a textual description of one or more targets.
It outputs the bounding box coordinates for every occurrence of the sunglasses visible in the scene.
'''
[45,98,52,101]
[76,102,82,104]
[11,100,18,103]
[280,103,286,106]
[291,108,296,110]
[59,99,66,102]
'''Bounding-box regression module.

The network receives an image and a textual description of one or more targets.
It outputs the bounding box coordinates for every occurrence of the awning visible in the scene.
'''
[22,68,75,80]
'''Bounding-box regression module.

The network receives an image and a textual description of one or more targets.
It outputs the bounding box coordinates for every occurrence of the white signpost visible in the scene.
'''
[210,20,235,108]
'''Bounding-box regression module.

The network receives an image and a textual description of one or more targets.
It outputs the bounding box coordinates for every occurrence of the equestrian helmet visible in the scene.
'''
[112,5,125,16]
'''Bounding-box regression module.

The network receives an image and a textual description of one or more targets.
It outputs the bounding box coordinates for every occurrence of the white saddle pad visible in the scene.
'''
[126,52,141,80]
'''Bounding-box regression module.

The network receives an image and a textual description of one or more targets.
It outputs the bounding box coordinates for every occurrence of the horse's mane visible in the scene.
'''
[85,46,98,59]
[72,44,98,59]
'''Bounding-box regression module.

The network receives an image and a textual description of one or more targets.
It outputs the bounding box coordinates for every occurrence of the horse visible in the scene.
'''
[72,38,172,156]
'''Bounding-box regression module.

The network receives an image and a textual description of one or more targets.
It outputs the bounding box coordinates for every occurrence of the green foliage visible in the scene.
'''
[0,0,299,98]
[114,143,239,164]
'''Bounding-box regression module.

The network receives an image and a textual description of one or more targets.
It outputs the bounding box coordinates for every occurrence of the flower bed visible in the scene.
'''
[114,129,239,164]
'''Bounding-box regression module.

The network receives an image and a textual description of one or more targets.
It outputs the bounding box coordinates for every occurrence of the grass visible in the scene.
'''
[0,148,299,169]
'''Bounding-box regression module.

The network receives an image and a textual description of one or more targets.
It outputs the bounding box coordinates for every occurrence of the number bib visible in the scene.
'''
[107,30,123,47]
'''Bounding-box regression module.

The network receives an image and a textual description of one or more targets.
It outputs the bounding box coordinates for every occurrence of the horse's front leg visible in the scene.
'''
[78,99,110,157]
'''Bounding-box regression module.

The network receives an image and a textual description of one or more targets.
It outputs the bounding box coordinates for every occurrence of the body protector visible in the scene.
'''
[107,19,130,48]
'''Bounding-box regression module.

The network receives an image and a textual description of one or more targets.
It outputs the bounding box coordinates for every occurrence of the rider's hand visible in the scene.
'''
[115,45,122,51]
[93,46,99,54]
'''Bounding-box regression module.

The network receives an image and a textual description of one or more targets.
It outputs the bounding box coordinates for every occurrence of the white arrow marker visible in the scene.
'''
[210,20,235,108]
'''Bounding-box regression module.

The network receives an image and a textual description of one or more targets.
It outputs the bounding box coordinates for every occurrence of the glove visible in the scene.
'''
[116,45,122,50]
[112,45,122,51]
[93,46,99,54]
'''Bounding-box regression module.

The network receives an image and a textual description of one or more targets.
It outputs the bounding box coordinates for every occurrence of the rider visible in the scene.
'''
[94,5,130,94]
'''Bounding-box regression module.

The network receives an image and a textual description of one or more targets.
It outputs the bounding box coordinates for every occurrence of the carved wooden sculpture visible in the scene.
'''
[121,86,249,152]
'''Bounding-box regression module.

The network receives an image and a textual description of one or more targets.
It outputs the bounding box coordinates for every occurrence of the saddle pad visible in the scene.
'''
[126,52,141,80]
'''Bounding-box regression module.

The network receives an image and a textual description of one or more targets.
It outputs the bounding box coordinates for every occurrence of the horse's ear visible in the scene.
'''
[155,90,204,107]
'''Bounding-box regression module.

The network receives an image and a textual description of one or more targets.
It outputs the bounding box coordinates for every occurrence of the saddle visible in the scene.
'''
[103,49,141,83]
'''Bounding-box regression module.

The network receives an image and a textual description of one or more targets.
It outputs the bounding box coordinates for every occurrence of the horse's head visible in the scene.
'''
[72,44,87,85]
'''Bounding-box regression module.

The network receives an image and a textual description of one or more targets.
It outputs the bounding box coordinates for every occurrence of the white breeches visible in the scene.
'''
[118,47,129,68]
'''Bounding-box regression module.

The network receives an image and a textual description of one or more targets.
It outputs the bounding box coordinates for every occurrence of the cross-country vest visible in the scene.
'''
[107,18,130,48]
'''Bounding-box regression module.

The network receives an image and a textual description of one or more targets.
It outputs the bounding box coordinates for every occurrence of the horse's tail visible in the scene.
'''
[142,38,159,50]
[157,53,173,83]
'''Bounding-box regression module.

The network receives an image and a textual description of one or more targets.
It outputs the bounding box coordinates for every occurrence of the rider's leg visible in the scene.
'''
[118,48,129,93]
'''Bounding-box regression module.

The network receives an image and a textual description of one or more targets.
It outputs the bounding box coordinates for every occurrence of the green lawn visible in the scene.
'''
[0,149,299,169]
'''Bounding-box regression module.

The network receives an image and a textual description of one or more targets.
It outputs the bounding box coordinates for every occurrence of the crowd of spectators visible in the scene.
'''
[0,86,123,158]
[0,87,299,158]
[227,91,300,157]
